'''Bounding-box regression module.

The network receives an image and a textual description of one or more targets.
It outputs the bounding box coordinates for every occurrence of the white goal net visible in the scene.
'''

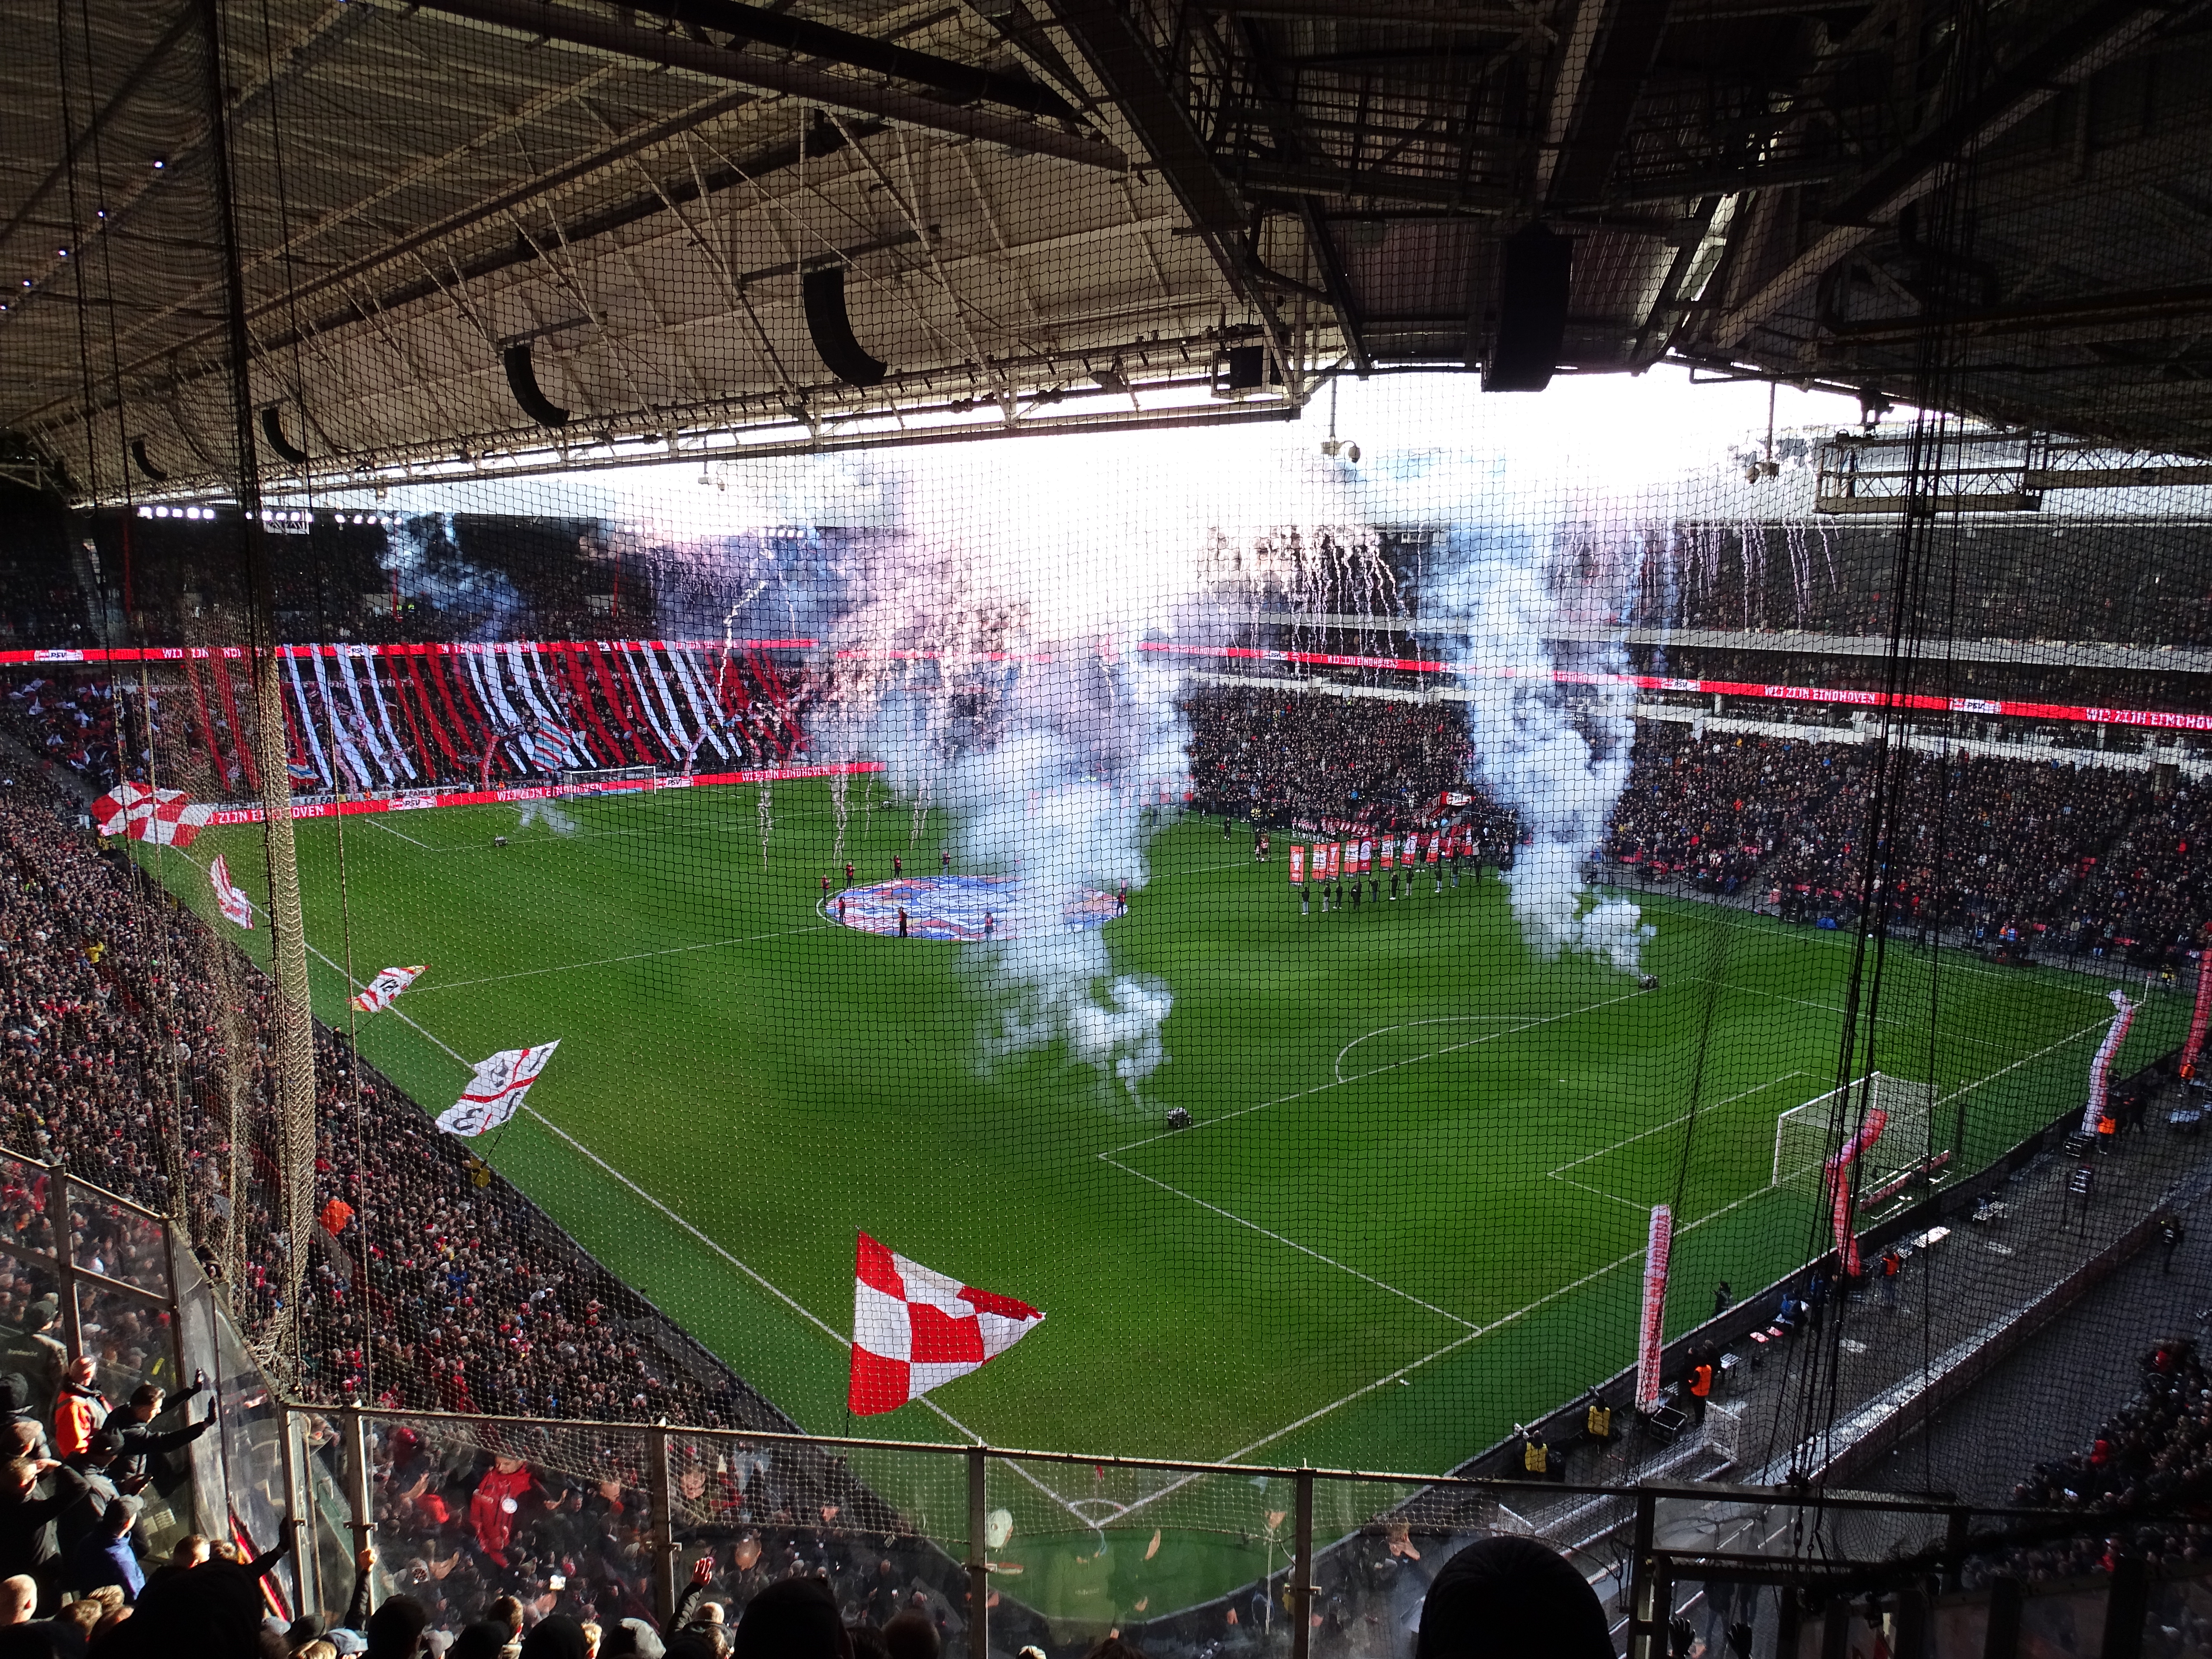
[1772,1072,1939,1193]
[559,765,658,794]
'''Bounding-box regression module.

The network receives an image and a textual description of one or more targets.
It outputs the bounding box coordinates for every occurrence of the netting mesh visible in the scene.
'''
[11,0,2212,1645]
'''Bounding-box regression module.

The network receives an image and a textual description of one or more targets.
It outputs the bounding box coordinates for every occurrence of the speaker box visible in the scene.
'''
[503,345,571,428]
[801,266,889,387]
[1483,222,1572,392]
[261,404,310,463]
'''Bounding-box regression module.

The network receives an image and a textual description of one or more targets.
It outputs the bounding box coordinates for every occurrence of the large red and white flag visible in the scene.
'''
[849,1233,1044,1415]
[1634,1205,1672,1414]
[351,965,427,1014]
[91,782,212,849]
[209,855,254,929]
[435,1041,559,1137]
[2081,987,2140,1135]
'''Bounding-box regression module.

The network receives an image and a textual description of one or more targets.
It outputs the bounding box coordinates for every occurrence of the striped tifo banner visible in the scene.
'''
[8,636,2209,733]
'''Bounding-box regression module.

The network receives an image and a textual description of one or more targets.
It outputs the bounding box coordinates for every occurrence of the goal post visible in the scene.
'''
[559,765,658,795]
[1772,1072,1939,1193]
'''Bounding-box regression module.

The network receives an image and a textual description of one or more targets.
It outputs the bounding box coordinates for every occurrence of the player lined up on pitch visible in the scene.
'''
[1286,827,1500,914]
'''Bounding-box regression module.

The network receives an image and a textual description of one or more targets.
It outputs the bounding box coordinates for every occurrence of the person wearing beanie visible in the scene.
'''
[1414,1536,1615,1659]
[365,1595,433,1659]
[0,1380,45,1461]
[733,1580,851,1659]
[451,1621,513,1659]
[518,1616,589,1659]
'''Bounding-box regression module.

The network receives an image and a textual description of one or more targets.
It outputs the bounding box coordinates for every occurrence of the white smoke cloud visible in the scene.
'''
[1425,519,1654,973]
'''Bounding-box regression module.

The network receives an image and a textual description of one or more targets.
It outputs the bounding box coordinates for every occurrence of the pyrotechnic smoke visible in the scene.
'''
[1424,518,1653,973]
[381,513,524,637]
[622,418,1694,1074]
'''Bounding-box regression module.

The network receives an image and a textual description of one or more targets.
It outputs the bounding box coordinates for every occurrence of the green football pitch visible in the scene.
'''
[148,781,2183,1482]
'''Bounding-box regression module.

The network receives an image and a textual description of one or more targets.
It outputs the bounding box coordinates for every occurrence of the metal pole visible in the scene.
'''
[160,1212,188,1397]
[967,1445,990,1659]
[277,1408,313,1619]
[1625,1489,1659,1659]
[1289,1468,1316,1659]
[47,1168,83,1358]
[342,1408,373,1608]
[646,1424,678,1627]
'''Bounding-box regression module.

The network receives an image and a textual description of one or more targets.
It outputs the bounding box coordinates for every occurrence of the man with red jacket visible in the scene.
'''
[51,1359,106,1461]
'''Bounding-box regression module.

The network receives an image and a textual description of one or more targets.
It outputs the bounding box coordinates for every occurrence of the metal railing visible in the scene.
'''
[8,1144,2204,1659]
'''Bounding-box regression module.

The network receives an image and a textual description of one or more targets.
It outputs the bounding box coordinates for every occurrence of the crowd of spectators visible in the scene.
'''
[1188,684,2212,969]
[1182,687,1473,829]
[0,678,122,790]
[1610,726,2212,968]
[0,772,947,1647]
[1988,1339,2212,1588]
[17,670,2212,1646]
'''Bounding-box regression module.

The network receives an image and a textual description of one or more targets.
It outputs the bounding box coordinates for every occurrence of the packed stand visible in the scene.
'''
[0,677,122,789]
[1609,726,2212,968]
[0,775,793,1434]
[1979,1338,2212,1587]
[1187,684,2212,967]
[1182,686,1473,829]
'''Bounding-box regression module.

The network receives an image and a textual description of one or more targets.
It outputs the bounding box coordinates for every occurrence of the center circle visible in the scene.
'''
[821,874,1119,940]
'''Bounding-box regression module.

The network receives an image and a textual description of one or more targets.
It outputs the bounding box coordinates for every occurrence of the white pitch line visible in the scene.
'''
[1935,1011,2116,1103]
[1684,907,2110,992]
[1714,979,2010,1048]
[1208,1153,1810,1470]
[365,816,435,849]
[1109,986,1646,1159]
[1333,1015,1527,1085]
[1199,1007,2140,1467]
[410,926,830,992]
[287,920,1102,1522]
[1547,1071,1812,1179]
[1101,1153,1479,1328]
[1545,1071,1811,1211]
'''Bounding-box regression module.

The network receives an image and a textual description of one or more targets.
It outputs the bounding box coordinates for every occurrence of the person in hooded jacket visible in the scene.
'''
[1413,1536,1614,1659]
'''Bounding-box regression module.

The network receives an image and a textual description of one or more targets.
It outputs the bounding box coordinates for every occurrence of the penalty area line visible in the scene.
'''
[1108,985,1648,1159]
[1208,1150,1805,1473]
[1545,1070,1811,1211]
[1333,1015,1525,1085]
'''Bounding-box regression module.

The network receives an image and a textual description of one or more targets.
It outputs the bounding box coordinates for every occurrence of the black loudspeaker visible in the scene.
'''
[128,437,168,483]
[1483,222,1572,392]
[260,404,310,464]
[1223,343,1278,391]
[503,344,571,428]
[801,266,888,387]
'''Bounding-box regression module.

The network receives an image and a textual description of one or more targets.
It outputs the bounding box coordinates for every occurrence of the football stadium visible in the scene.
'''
[6,1,2212,1655]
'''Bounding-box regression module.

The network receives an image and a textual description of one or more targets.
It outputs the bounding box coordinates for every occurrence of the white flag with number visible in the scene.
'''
[351,965,426,1014]
[436,1042,559,1137]
[210,855,254,930]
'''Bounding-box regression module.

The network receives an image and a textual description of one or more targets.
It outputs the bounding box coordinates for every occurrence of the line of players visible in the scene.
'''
[1283,826,1493,915]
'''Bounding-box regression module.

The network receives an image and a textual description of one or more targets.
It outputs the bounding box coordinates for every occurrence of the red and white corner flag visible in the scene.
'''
[209,855,254,930]
[849,1233,1043,1415]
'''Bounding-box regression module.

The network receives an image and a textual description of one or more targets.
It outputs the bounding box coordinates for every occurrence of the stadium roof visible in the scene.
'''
[4,0,2212,502]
